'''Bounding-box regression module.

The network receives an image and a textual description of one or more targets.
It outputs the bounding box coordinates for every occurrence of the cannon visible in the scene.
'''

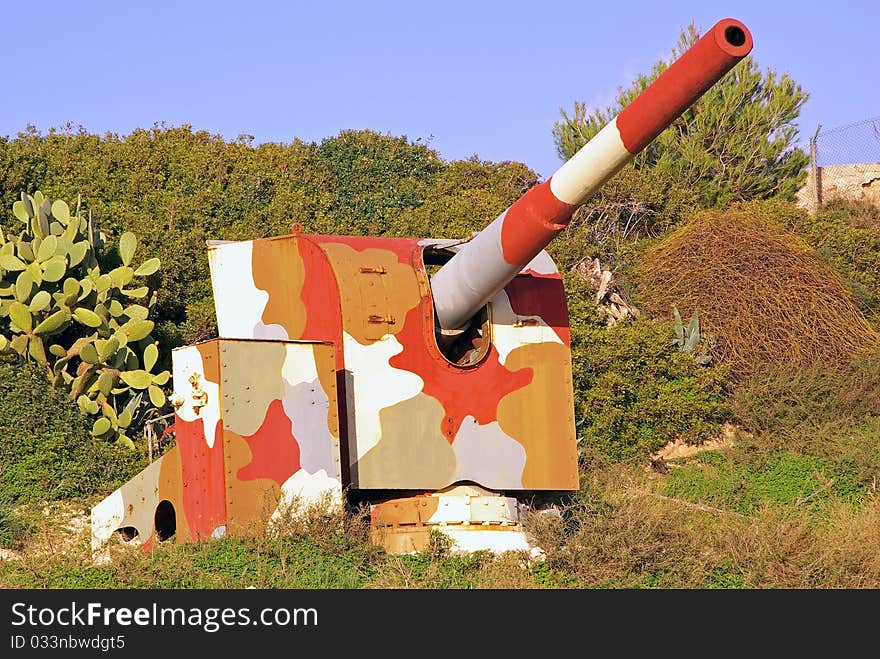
[91,18,753,556]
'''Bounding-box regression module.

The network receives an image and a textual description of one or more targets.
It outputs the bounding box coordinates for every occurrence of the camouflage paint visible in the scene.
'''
[92,339,341,554]
[201,232,577,491]
[221,340,342,535]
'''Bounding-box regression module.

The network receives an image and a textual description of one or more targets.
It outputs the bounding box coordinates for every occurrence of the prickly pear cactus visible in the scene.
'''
[0,191,169,449]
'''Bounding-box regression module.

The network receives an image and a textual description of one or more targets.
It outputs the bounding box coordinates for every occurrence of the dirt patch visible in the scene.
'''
[16,500,93,559]
[650,422,741,463]
[0,548,20,562]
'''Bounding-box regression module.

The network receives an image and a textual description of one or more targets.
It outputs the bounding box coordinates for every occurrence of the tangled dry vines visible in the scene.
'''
[634,210,880,377]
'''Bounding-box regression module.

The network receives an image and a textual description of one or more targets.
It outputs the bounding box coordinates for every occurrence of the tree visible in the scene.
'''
[552,24,809,214]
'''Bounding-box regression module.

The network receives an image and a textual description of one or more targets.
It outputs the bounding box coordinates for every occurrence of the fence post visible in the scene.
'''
[809,123,822,213]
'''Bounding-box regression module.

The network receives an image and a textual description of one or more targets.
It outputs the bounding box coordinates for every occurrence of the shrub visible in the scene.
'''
[0,488,28,548]
[795,198,880,323]
[633,208,879,378]
[731,356,880,438]
[568,282,731,462]
[729,357,880,494]
[0,357,146,504]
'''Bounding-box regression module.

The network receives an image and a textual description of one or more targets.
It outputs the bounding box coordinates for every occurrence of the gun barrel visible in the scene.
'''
[430,18,752,331]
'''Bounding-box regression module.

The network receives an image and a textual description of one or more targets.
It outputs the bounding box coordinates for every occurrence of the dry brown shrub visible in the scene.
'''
[716,505,816,588]
[473,551,541,589]
[806,502,880,588]
[522,466,743,588]
[523,459,880,589]
[634,209,880,378]
[731,355,880,439]
[713,501,880,588]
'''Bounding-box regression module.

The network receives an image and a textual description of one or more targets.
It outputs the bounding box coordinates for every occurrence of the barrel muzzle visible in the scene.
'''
[429,18,753,332]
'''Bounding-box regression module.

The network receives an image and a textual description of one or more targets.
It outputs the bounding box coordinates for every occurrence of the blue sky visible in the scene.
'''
[3,0,878,179]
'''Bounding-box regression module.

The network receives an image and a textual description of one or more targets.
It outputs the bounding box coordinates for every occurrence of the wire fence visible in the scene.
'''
[815,117,880,167]
[802,116,880,211]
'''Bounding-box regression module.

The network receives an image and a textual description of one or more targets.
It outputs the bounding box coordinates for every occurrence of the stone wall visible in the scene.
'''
[796,163,880,210]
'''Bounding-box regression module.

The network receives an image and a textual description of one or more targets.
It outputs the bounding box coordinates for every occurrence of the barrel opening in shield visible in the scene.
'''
[424,244,492,368]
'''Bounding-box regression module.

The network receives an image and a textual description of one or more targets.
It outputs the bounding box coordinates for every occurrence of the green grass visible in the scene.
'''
[662,449,868,516]
[0,536,374,589]
[4,443,880,589]
[704,563,746,589]
[0,533,561,590]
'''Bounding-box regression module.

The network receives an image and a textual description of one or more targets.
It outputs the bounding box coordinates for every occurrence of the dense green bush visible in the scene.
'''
[0,488,26,548]
[0,126,532,348]
[0,357,146,504]
[566,276,731,461]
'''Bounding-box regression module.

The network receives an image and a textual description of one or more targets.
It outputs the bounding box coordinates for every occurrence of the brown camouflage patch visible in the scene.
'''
[319,243,421,344]
[222,428,282,537]
[195,340,221,386]
[155,446,192,543]
[496,342,579,489]
[252,236,307,339]
[370,496,440,526]
[312,343,340,439]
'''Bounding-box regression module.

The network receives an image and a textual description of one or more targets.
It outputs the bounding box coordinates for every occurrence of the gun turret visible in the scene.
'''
[92,18,755,559]
[430,18,752,331]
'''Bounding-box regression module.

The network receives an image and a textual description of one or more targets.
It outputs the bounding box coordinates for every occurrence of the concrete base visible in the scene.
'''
[369,484,543,556]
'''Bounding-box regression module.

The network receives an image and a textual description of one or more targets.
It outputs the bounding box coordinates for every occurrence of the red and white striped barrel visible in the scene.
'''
[430,18,753,331]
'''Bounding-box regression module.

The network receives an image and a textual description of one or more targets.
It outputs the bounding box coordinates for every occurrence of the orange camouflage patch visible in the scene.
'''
[318,242,422,344]
[312,343,340,439]
[195,340,221,386]
[154,446,192,544]
[251,236,307,339]
[496,341,578,490]
[222,428,282,537]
